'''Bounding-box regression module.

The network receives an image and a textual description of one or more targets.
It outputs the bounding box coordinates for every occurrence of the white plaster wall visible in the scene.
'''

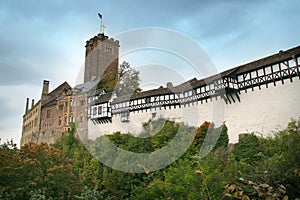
[88,78,300,143]
[88,106,184,139]
[225,78,300,143]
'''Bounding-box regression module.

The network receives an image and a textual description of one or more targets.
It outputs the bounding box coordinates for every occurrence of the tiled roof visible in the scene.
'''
[92,93,113,104]
[221,45,300,76]
[42,98,57,107]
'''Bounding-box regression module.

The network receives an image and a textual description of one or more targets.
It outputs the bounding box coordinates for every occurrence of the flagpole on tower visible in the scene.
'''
[98,13,105,34]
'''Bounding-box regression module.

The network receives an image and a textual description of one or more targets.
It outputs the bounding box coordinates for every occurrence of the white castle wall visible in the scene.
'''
[225,78,300,142]
[88,78,300,143]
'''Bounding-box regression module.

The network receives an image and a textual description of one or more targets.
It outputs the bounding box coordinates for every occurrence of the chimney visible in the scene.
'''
[31,99,35,109]
[42,80,50,95]
[166,82,173,88]
[41,80,50,102]
[25,98,29,113]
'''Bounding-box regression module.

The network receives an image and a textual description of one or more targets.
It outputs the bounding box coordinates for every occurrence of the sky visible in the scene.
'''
[0,0,299,146]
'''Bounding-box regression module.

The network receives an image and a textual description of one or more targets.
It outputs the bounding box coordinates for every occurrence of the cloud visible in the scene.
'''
[0,0,95,86]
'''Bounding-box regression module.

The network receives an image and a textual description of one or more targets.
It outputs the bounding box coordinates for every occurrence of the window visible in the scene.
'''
[146,97,151,103]
[80,99,85,106]
[80,113,83,122]
[59,104,63,110]
[58,116,62,125]
[70,99,75,107]
[152,112,157,119]
[93,107,97,115]
[69,116,75,123]
[64,115,67,123]
[98,106,102,115]
[251,71,257,78]
[46,109,51,118]
[34,118,38,127]
[121,112,130,122]
[105,46,112,53]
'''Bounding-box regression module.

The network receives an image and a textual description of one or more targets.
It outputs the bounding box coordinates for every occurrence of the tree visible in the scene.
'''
[115,61,141,96]
[96,69,118,92]
[231,133,261,164]
[96,61,141,96]
[0,142,81,199]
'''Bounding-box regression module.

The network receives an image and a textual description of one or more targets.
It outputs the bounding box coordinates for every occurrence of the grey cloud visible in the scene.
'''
[0,31,67,86]
[0,0,90,86]
[1,0,95,20]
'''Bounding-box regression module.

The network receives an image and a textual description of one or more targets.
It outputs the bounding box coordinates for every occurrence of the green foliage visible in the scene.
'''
[96,61,141,96]
[96,69,118,92]
[1,118,299,199]
[115,61,141,96]
[225,118,300,199]
[231,133,261,164]
[137,158,202,200]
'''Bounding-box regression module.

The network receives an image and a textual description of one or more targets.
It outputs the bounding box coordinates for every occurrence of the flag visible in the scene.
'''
[98,13,103,20]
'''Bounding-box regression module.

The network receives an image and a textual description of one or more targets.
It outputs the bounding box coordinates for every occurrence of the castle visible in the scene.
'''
[21,33,119,146]
[21,31,300,146]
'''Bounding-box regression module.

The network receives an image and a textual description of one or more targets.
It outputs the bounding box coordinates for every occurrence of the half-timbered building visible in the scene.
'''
[88,45,300,143]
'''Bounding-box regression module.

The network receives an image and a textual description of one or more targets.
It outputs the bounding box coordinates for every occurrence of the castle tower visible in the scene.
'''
[84,33,120,83]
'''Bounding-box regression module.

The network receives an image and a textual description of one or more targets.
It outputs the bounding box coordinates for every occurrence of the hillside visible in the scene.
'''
[1,119,300,199]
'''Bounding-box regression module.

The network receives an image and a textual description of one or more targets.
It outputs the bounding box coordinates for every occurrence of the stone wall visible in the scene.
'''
[84,34,119,83]
[21,101,41,146]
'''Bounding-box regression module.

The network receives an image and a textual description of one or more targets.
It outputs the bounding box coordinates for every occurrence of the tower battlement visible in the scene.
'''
[85,34,119,57]
[84,33,119,83]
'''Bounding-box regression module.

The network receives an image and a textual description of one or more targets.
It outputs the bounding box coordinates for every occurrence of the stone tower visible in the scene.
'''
[84,33,120,83]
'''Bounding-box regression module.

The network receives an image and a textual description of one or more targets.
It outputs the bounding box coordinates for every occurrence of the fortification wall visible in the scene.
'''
[88,78,300,143]
[225,77,300,142]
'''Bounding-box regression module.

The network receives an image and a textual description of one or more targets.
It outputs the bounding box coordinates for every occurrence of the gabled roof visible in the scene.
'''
[42,82,71,106]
